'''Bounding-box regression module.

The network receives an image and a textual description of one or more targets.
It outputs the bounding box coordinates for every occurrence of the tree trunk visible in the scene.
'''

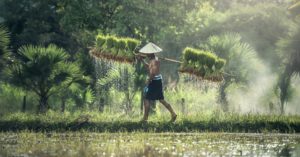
[99,97,104,112]
[38,95,48,113]
[61,98,66,113]
[181,98,186,115]
[22,95,26,112]
[123,67,132,114]
[278,66,292,115]
[140,90,144,115]
[280,102,285,115]
[219,81,229,112]
[125,91,132,113]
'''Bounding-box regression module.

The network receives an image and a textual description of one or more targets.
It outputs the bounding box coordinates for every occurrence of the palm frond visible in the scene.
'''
[206,32,259,83]
[0,25,10,71]
[98,68,121,86]
[277,24,300,75]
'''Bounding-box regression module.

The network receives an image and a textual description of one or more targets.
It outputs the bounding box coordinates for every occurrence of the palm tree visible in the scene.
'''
[276,24,300,114]
[97,62,137,114]
[0,26,10,75]
[7,44,87,113]
[275,0,300,114]
[204,33,258,111]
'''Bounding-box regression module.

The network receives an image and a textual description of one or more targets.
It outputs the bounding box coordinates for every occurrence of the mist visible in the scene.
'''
[226,61,279,114]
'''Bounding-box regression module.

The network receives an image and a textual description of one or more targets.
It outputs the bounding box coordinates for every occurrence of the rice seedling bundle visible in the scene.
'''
[179,47,226,81]
[91,35,226,81]
[90,34,141,63]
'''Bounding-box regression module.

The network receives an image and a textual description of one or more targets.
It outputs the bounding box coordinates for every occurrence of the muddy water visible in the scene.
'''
[0,133,300,157]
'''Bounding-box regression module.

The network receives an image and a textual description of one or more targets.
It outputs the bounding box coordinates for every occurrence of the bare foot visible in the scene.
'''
[170,114,177,123]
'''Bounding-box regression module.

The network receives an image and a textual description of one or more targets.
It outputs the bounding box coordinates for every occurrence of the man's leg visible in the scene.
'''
[142,99,150,121]
[159,99,177,121]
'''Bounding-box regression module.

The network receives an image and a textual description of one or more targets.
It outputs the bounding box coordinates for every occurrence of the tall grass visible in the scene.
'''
[1,110,300,133]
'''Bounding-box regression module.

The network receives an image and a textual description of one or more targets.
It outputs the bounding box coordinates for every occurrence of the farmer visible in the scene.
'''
[137,42,177,122]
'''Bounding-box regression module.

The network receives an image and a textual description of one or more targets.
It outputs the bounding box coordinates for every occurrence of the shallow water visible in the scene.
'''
[0,132,300,157]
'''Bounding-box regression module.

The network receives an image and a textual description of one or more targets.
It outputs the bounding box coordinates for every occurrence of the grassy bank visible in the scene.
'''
[0,111,300,133]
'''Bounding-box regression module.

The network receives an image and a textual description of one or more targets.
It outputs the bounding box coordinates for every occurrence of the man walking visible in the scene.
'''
[138,42,177,122]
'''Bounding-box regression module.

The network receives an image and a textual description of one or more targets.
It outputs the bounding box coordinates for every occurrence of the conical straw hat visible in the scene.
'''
[139,42,162,54]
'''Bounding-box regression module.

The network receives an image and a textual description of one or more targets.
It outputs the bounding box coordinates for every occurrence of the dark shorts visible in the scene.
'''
[145,79,164,100]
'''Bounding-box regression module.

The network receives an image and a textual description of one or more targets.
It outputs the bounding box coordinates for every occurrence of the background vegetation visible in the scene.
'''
[0,0,300,125]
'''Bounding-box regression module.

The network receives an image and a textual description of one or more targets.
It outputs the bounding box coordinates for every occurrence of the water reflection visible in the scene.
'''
[0,133,300,157]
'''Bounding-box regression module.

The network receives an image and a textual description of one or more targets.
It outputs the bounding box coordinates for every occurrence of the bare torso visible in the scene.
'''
[148,58,160,77]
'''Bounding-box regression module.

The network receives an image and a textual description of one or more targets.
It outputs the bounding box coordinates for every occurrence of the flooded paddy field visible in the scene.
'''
[0,132,300,157]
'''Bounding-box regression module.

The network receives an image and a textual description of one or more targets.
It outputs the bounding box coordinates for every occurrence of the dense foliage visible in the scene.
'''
[0,26,10,75]
[0,0,299,116]
[6,45,89,113]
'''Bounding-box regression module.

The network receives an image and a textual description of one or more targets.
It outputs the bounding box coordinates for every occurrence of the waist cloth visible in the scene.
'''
[144,74,164,100]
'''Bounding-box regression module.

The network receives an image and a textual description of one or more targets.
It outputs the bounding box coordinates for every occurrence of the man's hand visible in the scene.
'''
[136,55,141,60]
[136,55,144,61]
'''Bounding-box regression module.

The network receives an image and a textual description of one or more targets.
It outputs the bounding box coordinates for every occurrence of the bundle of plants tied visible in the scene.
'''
[179,47,226,82]
[90,34,141,63]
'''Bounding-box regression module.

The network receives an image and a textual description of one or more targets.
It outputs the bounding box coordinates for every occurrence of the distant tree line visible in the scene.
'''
[0,0,299,114]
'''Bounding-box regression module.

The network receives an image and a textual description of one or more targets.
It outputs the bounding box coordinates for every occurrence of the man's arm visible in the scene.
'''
[142,59,149,67]
[137,55,149,66]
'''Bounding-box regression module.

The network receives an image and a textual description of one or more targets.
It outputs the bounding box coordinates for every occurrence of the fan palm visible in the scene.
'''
[0,26,10,75]
[6,44,86,113]
[98,63,137,114]
[276,24,300,114]
[205,33,258,111]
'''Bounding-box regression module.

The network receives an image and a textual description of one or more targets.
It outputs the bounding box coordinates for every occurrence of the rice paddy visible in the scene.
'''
[0,132,300,157]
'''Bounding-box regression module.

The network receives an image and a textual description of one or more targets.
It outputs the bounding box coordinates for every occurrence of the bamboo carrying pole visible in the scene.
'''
[133,52,234,77]
[133,52,183,64]
[90,49,234,77]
